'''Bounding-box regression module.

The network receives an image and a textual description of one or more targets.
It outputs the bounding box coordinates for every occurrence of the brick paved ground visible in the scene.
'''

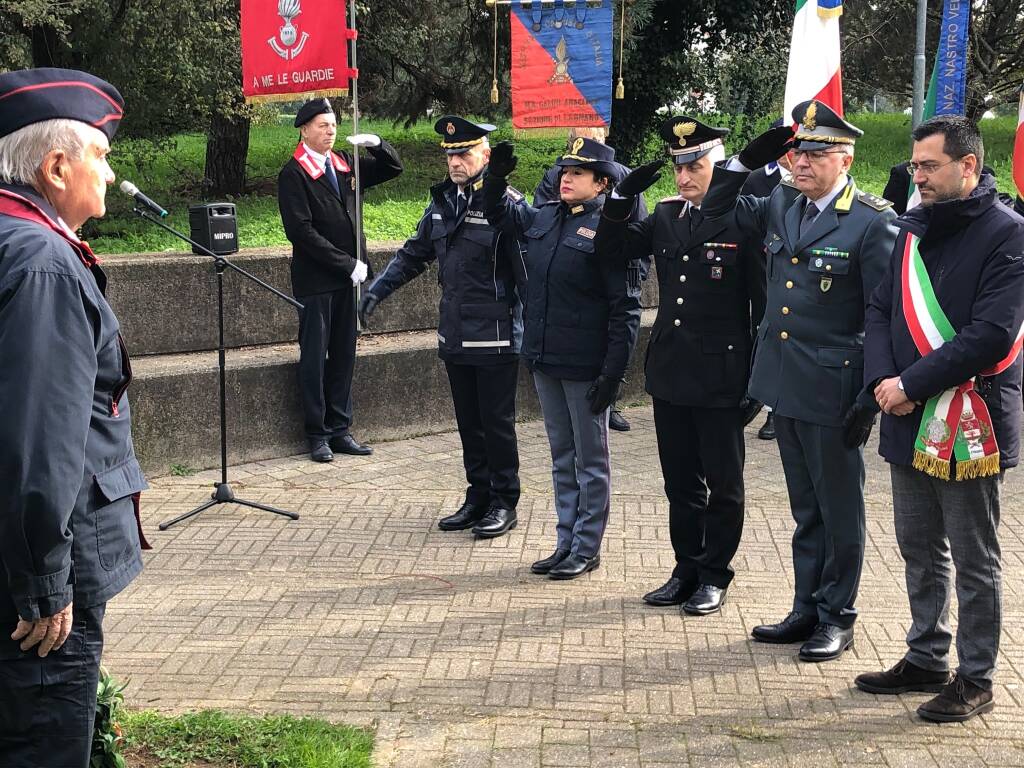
[107,405,1024,767]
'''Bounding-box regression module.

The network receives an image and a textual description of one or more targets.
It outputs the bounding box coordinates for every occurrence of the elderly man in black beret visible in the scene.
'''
[0,67,149,767]
[278,98,403,462]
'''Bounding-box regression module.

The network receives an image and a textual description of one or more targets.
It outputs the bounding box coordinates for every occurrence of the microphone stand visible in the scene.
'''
[128,207,301,530]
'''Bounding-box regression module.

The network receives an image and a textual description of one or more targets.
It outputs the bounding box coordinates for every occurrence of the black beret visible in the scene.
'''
[0,68,124,141]
[434,115,496,155]
[295,98,334,128]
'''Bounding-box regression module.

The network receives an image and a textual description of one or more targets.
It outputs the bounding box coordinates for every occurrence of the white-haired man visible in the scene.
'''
[0,67,148,767]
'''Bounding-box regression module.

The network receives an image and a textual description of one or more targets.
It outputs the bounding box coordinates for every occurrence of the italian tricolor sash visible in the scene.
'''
[901,233,1024,480]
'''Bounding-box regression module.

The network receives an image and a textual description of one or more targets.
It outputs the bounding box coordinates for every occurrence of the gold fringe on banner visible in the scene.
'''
[816,5,844,18]
[245,88,349,105]
[955,453,1001,481]
[491,1,500,104]
[912,451,951,481]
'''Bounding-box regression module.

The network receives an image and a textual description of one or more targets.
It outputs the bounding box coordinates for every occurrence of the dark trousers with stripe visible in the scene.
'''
[297,289,357,441]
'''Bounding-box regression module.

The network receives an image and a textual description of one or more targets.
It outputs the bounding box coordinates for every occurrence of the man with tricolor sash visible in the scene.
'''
[856,116,1024,723]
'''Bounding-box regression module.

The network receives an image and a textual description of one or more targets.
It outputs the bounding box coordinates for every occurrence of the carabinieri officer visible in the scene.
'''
[595,116,765,615]
[482,138,642,580]
[709,100,899,661]
[360,117,527,538]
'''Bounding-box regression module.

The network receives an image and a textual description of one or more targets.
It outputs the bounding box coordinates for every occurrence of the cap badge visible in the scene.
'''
[673,121,697,146]
[803,101,818,131]
[571,137,585,155]
[446,122,456,136]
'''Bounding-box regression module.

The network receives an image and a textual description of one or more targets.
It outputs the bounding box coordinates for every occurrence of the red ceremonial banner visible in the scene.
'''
[241,0,355,103]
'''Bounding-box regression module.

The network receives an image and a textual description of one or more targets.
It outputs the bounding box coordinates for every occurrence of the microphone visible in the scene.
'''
[119,180,168,217]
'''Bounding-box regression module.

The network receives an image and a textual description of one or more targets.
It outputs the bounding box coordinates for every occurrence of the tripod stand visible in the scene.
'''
[129,208,301,530]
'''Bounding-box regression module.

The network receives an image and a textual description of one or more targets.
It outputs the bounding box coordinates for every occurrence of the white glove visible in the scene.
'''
[350,259,368,285]
[346,133,381,147]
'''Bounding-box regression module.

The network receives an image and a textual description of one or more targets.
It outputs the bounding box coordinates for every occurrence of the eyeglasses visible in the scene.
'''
[791,149,848,162]
[907,158,960,176]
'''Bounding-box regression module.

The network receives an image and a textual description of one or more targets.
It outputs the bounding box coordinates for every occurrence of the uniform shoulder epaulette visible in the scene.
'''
[659,195,686,204]
[506,186,524,202]
[856,190,893,211]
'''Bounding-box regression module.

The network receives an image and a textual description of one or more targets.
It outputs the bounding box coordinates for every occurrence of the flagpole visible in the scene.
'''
[349,0,365,331]
[912,0,927,127]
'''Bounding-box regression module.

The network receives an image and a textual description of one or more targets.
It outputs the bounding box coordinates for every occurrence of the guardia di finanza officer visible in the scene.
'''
[360,117,527,538]
[278,97,403,462]
[595,116,764,615]
[711,101,898,661]
[0,68,148,767]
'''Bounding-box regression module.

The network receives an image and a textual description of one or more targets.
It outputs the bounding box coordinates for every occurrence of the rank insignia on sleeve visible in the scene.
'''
[577,226,596,239]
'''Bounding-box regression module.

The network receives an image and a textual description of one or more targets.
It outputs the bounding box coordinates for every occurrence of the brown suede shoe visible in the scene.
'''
[855,659,951,695]
[917,674,994,723]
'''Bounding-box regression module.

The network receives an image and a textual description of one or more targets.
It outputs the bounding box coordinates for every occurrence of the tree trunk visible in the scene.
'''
[204,111,251,196]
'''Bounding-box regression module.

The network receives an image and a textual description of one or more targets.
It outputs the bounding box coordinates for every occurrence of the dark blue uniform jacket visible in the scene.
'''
[0,185,145,630]
[865,173,1024,469]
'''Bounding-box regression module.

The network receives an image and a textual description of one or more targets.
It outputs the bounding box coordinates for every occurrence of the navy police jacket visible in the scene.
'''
[278,140,403,298]
[596,187,764,408]
[368,173,527,361]
[0,185,145,632]
[484,176,642,382]
[865,173,1024,469]
[708,165,899,427]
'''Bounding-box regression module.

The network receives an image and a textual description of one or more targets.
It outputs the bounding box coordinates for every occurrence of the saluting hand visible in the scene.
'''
[739,125,796,171]
[615,159,664,198]
[11,602,73,657]
[487,141,518,179]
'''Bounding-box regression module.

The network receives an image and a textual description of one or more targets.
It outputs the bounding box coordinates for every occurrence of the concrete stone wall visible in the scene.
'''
[104,246,659,475]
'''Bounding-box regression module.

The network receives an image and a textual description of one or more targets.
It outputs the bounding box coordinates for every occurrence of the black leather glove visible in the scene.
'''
[586,375,622,415]
[738,125,796,170]
[740,397,764,427]
[842,402,876,449]
[358,293,379,328]
[488,140,518,179]
[615,159,664,197]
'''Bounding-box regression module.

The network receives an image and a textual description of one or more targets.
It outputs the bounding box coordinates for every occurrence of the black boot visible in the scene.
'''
[855,659,951,695]
[917,675,994,723]
[757,412,775,440]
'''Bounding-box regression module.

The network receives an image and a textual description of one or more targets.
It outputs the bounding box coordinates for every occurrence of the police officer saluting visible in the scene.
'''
[710,101,899,660]
[595,117,764,614]
[360,117,526,538]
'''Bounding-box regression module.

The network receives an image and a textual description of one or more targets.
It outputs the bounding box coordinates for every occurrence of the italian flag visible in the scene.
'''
[782,0,844,123]
[1014,82,1024,196]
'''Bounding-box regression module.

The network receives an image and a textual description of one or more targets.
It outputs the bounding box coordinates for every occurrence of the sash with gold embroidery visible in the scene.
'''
[901,233,1024,480]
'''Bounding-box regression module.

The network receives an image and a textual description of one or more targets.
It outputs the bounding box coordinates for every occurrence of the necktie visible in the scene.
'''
[688,205,703,234]
[800,201,819,238]
[455,192,466,219]
[324,155,340,196]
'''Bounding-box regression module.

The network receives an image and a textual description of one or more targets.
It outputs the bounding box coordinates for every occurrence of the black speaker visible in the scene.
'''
[188,203,238,255]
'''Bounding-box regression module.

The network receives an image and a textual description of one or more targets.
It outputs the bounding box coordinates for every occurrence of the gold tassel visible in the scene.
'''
[615,0,626,100]
[615,77,625,99]
[955,453,1001,481]
[491,1,500,105]
[913,450,951,481]
[491,79,499,104]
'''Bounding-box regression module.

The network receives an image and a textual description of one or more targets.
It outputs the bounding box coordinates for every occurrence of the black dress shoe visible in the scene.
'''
[643,577,695,606]
[757,412,775,440]
[608,410,631,431]
[531,549,570,574]
[855,659,951,695]
[799,623,854,662]
[682,584,727,616]
[330,434,373,456]
[471,507,517,538]
[751,611,818,644]
[437,501,488,531]
[548,553,601,580]
[917,675,994,723]
[309,439,334,462]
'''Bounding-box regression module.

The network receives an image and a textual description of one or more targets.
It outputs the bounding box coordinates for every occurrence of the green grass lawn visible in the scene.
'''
[122,709,373,767]
[90,114,1021,255]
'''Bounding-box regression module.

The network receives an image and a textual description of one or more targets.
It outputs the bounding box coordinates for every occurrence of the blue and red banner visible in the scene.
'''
[510,0,612,131]
[932,0,970,116]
